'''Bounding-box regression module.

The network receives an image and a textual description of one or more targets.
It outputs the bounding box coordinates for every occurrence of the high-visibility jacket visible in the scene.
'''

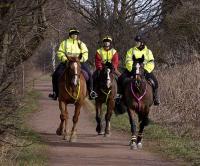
[95,47,119,70]
[57,38,88,63]
[125,46,154,73]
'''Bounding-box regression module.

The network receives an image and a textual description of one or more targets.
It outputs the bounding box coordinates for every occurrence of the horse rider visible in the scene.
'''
[117,35,160,105]
[93,36,120,94]
[49,27,96,100]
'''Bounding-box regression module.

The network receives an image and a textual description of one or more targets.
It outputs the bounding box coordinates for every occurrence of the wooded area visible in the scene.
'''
[0,0,199,164]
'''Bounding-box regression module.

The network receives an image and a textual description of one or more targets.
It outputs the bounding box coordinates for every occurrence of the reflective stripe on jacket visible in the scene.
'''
[57,38,88,63]
[125,46,154,73]
[95,47,119,70]
[97,48,116,63]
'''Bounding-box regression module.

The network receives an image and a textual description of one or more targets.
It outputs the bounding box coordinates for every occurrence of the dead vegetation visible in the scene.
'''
[152,59,200,139]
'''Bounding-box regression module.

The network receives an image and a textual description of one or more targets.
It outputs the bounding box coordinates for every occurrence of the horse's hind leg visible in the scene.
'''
[128,109,137,149]
[137,111,149,149]
[69,104,81,142]
[95,102,104,135]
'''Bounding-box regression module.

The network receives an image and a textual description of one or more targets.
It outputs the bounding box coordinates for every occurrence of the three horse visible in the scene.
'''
[56,56,87,142]
[123,56,153,149]
[94,62,117,137]
[55,55,153,149]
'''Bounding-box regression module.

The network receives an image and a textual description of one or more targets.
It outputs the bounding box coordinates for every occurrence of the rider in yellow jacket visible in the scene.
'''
[117,35,160,105]
[49,28,96,100]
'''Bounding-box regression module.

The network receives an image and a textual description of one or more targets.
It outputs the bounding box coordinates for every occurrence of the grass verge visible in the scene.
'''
[1,90,48,166]
[111,113,200,166]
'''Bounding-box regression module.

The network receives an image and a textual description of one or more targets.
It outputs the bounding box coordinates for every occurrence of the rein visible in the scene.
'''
[100,89,111,103]
[130,80,147,112]
[64,72,81,103]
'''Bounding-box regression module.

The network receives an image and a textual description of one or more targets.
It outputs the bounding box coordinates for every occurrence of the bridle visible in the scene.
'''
[130,62,147,112]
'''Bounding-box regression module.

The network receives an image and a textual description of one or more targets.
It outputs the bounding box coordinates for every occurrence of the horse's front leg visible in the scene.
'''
[69,103,81,142]
[127,109,137,149]
[57,101,68,140]
[137,111,149,149]
[104,99,114,137]
[95,102,103,135]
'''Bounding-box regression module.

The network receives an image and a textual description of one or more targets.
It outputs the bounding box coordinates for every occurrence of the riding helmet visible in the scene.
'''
[103,36,112,42]
[69,27,80,36]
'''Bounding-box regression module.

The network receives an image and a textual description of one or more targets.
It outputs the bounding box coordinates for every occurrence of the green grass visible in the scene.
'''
[111,113,200,166]
[8,90,48,166]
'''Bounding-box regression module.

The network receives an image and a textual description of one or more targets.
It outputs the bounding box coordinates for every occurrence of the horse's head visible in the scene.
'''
[99,61,115,89]
[131,55,145,86]
[66,56,81,87]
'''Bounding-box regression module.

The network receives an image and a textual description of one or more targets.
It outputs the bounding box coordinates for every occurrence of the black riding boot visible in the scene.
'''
[153,88,160,105]
[49,63,65,100]
[81,63,97,100]
[88,77,97,100]
[49,72,58,100]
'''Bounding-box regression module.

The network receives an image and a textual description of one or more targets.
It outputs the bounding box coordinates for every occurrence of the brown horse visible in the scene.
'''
[123,56,153,149]
[94,62,117,137]
[56,56,87,142]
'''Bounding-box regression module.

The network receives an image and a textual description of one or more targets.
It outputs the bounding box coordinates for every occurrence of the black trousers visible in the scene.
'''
[81,63,93,91]
[52,62,93,96]
[117,69,158,94]
[52,63,66,96]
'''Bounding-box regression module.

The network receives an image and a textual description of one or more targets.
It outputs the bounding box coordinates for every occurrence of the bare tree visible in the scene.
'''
[0,0,48,143]
[66,0,162,55]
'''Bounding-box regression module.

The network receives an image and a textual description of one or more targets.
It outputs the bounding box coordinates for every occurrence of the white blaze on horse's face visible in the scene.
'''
[73,62,78,86]
[136,63,140,75]
[107,68,111,88]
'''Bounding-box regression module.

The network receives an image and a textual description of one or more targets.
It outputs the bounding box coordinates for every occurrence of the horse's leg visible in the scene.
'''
[56,101,68,138]
[104,100,114,137]
[137,110,149,149]
[127,109,137,149]
[63,104,69,140]
[69,103,81,142]
[95,102,103,135]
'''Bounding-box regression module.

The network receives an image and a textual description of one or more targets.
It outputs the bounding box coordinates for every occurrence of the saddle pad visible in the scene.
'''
[81,70,89,81]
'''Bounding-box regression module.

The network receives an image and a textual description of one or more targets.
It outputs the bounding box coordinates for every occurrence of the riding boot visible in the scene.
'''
[88,76,97,100]
[49,73,58,100]
[116,75,124,104]
[153,88,160,105]
[49,92,57,100]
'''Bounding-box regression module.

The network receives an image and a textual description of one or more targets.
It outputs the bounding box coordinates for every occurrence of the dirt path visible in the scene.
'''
[29,79,186,166]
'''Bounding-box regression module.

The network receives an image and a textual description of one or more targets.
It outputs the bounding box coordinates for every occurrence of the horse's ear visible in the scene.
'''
[139,55,144,63]
[132,54,136,61]
[78,53,83,60]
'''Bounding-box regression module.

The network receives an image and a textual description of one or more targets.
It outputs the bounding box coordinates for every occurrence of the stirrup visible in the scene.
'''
[90,90,98,99]
[115,94,122,104]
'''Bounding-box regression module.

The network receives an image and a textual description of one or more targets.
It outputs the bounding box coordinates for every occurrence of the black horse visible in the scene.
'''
[93,62,117,137]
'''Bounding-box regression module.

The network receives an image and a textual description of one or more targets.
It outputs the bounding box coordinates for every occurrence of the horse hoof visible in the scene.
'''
[98,131,104,135]
[69,137,77,143]
[130,142,137,150]
[137,142,143,149]
[56,128,62,136]
[63,135,68,140]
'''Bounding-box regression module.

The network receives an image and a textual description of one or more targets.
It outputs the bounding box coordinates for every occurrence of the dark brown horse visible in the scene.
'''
[124,57,153,149]
[56,56,87,142]
[94,62,117,137]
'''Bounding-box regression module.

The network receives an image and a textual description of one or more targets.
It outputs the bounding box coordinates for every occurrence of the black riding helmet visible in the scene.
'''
[102,36,112,42]
[69,27,80,36]
[134,35,143,42]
